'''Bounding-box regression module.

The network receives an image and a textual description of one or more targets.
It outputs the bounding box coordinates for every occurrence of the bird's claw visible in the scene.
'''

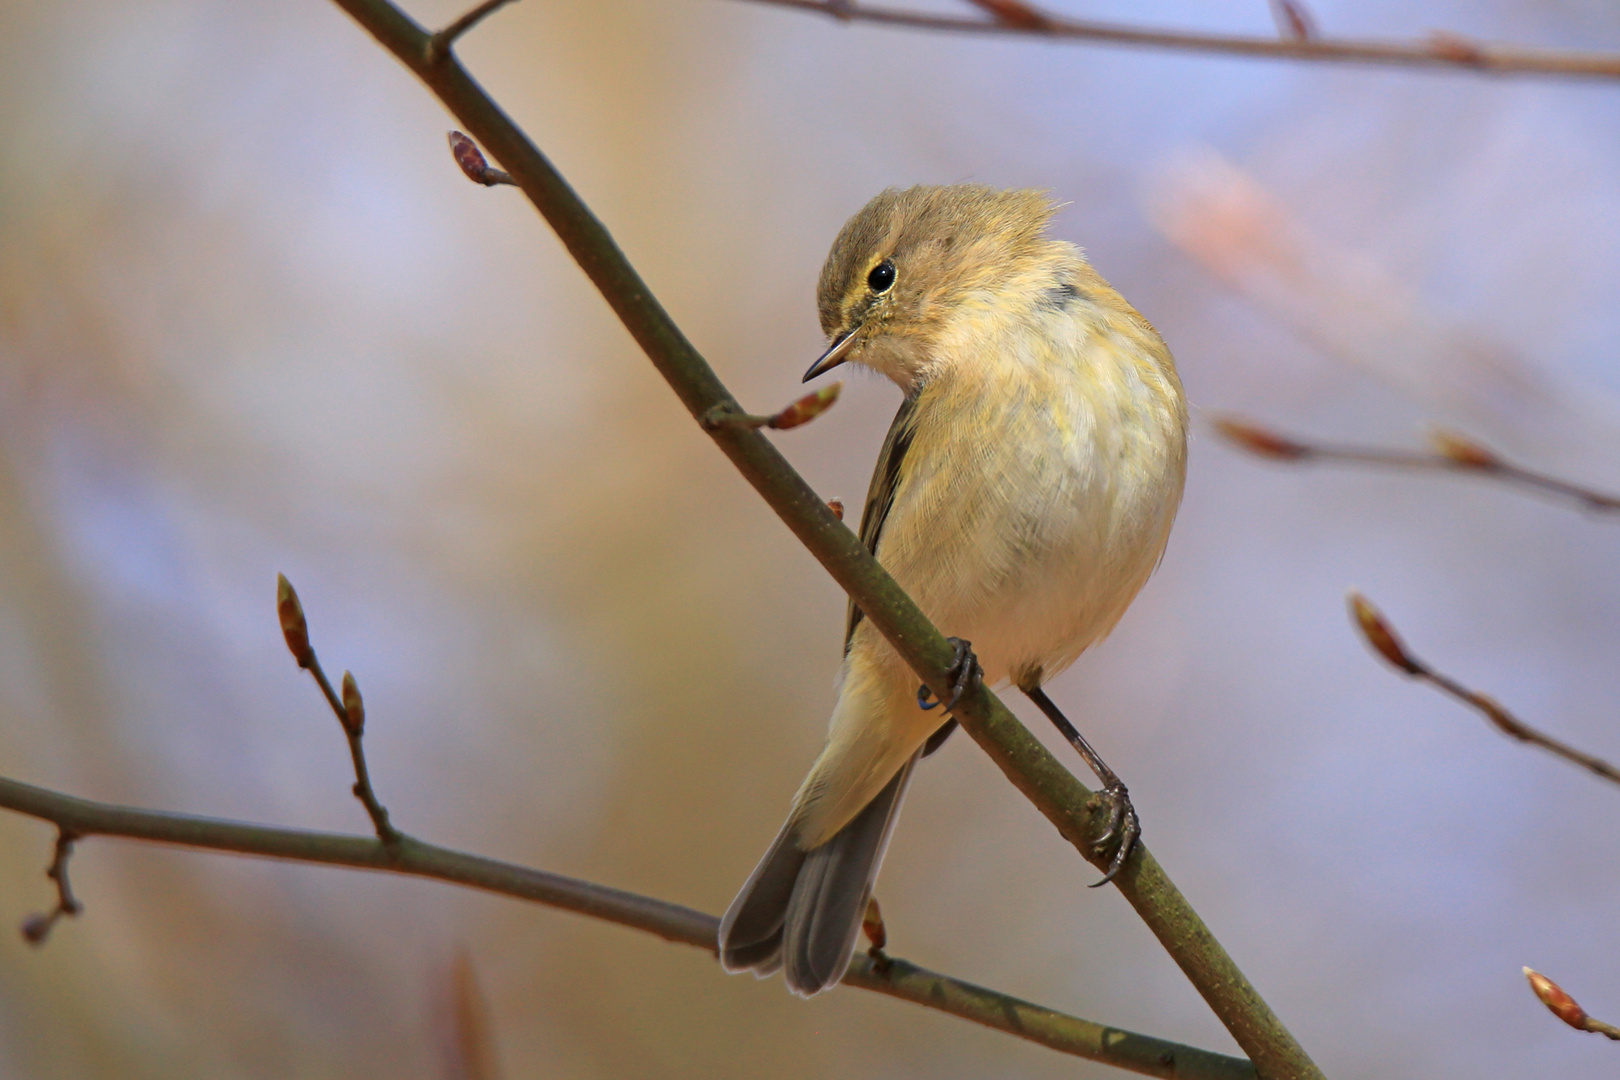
[917,637,981,713]
[1087,782,1139,887]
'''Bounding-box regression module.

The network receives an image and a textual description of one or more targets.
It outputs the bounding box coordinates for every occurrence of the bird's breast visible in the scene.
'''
[874,298,1187,685]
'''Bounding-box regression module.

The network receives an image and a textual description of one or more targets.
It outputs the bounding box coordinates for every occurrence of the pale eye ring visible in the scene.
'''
[867,258,896,294]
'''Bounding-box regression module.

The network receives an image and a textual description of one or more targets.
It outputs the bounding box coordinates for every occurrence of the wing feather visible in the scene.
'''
[845,394,919,650]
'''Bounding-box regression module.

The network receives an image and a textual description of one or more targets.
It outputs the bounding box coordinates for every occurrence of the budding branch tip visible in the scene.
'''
[1347,592,1423,675]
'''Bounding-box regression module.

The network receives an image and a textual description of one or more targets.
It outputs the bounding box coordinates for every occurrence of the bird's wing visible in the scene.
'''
[845,393,920,651]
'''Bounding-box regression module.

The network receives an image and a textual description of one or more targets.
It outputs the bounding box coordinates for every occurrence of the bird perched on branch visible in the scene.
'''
[719,184,1187,996]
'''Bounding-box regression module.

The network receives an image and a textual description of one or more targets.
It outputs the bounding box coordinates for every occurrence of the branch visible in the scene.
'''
[1349,594,1620,787]
[1215,418,1620,517]
[0,774,1254,1080]
[736,0,1620,80]
[277,574,401,845]
[324,4,1321,1076]
[19,828,81,945]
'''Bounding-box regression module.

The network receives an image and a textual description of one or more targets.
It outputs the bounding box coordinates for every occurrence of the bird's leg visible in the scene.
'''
[916,637,981,714]
[1021,683,1139,887]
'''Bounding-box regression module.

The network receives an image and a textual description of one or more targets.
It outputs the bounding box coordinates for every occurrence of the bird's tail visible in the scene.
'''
[718,751,918,996]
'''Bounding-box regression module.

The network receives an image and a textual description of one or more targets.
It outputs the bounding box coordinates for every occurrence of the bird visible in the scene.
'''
[718,183,1188,997]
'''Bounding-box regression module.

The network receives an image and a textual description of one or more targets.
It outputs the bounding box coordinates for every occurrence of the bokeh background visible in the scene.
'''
[2,0,1619,1076]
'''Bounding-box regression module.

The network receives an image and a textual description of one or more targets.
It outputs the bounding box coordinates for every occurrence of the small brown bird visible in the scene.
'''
[720,184,1187,996]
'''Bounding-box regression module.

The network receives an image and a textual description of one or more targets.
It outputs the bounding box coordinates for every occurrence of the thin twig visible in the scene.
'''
[1215,417,1620,516]
[277,575,401,845]
[0,774,1254,1080]
[324,5,1322,1075]
[425,0,520,63]
[20,828,82,946]
[699,382,843,431]
[1525,969,1620,1041]
[736,0,1620,80]
[1348,594,1620,787]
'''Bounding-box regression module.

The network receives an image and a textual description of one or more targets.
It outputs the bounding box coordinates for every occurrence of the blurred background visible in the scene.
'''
[1,0,1618,1076]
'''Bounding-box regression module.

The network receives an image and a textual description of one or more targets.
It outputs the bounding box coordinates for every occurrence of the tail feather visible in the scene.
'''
[719,753,918,996]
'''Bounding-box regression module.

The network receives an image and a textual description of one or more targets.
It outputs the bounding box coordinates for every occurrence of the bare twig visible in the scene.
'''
[737,0,1620,80]
[277,574,401,845]
[19,828,82,946]
[426,0,520,63]
[1525,969,1620,1041]
[1348,594,1620,787]
[0,774,1254,1080]
[323,5,1321,1074]
[1215,417,1620,516]
[699,382,843,431]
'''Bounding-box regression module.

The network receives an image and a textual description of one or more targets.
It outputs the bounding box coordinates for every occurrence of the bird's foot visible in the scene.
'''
[916,637,981,714]
[1087,782,1140,888]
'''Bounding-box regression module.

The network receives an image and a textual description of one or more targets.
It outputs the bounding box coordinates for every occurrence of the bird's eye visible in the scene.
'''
[866,259,896,294]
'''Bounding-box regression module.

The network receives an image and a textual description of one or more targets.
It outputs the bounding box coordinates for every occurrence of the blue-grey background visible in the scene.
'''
[1,1,1618,1076]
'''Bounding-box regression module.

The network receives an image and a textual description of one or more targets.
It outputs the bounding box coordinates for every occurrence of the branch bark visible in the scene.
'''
[740,0,1620,80]
[320,3,1324,1077]
[0,774,1254,1080]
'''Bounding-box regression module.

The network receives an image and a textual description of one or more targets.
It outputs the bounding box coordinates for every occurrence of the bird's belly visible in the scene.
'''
[877,380,1183,687]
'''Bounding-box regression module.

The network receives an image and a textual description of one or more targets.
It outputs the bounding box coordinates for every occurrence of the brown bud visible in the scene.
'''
[1428,30,1486,65]
[1428,429,1500,470]
[340,671,365,737]
[448,131,491,184]
[20,912,54,946]
[862,896,887,952]
[1213,417,1309,460]
[827,499,845,521]
[1347,593,1423,675]
[1525,968,1588,1030]
[277,574,314,668]
[769,382,842,431]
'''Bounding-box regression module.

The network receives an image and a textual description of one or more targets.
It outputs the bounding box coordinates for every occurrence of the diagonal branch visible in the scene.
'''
[0,774,1254,1080]
[738,0,1620,80]
[324,4,1321,1076]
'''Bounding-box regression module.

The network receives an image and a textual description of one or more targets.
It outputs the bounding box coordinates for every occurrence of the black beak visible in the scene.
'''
[803,329,860,382]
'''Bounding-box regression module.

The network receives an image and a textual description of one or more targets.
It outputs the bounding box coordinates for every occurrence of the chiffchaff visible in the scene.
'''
[719,184,1188,996]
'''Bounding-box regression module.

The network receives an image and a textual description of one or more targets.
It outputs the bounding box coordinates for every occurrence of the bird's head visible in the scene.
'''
[806,184,1062,390]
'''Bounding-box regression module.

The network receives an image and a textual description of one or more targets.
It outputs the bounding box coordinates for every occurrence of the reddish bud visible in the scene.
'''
[341,671,365,737]
[1213,417,1309,460]
[1526,968,1588,1029]
[769,382,842,431]
[448,131,492,184]
[968,0,1051,29]
[277,574,314,669]
[827,499,845,521]
[1348,593,1423,675]
[1429,429,1500,470]
[862,896,887,952]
